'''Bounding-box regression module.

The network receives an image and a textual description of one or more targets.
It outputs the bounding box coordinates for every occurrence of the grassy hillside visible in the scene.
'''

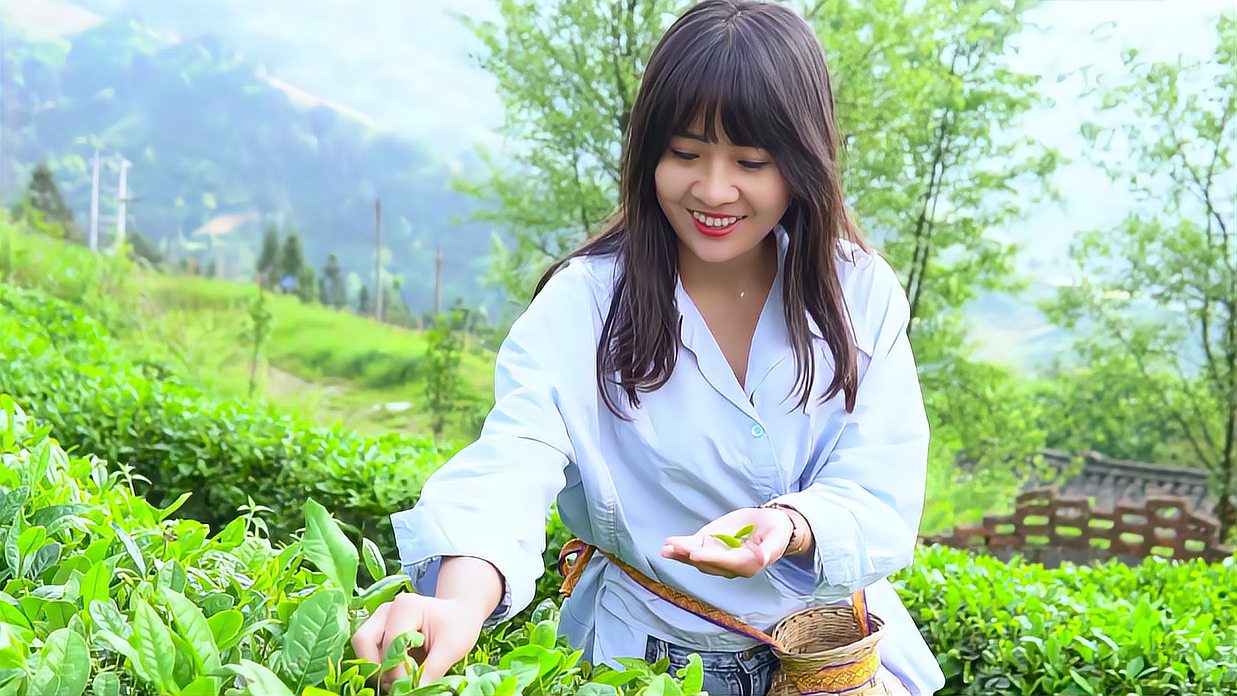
[0,217,496,442]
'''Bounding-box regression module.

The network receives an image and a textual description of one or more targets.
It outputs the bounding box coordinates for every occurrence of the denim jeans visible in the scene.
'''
[644,635,780,696]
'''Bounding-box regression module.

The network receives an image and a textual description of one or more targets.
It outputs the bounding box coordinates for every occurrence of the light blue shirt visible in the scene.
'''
[392,227,945,694]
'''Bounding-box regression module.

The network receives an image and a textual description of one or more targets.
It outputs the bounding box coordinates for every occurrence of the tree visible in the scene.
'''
[256,225,280,286]
[804,0,1062,521]
[14,162,81,241]
[424,304,473,437]
[1045,13,1236,540]
[455,0,681,313]
[278,232,305,293]
[357,285,371,315]
[321,253,346,308]
[295,265,317,304]
[458,0,1058,529]
[806,0,1062,333]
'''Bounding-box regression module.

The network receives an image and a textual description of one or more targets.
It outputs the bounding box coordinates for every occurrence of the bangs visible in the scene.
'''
[648,30,791,152]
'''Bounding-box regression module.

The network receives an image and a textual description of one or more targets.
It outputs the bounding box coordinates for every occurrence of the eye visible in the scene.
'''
[738,160,770,170]
[669,148,698,161]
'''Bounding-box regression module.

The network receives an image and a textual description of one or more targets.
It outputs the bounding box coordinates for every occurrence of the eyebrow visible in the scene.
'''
[670,129,766,151]
[672,129,711,143]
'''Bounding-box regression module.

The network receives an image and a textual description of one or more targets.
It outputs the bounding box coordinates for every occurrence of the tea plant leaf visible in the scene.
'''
[90,672,121,696]
[0,486,28,520]
[2,525,18,578]
[27,627,89,696]
[130,598,177,692]
[78,560,111,608]
[89,599,131,639]
[644,673,684,696]
[354,574,411,614]
[228,659,296,696]
[280,588,348,693]
[302,499,358,598]
[710,533,742,548]
[676,653,704,694]
[0,623,30,669]
[109,522,146,576]
[25,542,60,579]
[380,630,425,674]
[160,587,221,672]
[362,536,387,581]
[574,685,621,696]
[181,675,222,695]
[206,609,244,652]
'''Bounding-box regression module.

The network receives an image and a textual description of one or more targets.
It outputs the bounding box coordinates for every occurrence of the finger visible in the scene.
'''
[377,600,426,689]
[351,602,391,669]
[418,635,470,687]
[663,535,704,551]
[755,533,784,567]
[689,547,761,577]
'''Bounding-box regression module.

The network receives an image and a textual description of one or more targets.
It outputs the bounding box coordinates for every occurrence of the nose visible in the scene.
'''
[690,161,739,209]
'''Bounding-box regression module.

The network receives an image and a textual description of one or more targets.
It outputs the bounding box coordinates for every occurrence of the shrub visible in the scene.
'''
[0,396,704,696]
[896,545,1237,695]
[0,284,451,548]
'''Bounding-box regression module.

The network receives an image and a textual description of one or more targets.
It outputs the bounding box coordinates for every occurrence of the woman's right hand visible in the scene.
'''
[351,593,486,692]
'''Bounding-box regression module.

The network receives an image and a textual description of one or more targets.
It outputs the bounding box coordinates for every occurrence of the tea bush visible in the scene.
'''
[896,545,1236,695]
[0,284,453,546]
[0,396,704,696]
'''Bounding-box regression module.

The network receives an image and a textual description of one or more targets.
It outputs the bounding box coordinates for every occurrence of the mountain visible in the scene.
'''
[1,4,501,315]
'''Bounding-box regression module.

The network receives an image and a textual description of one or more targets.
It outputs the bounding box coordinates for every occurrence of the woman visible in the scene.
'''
[352,1,945,693]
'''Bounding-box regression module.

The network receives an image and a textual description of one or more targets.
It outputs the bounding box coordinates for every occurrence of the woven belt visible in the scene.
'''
[556,538,871,653]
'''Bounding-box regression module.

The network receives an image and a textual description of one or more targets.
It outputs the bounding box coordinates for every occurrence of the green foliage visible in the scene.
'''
[1044,11,1236,539]
[4,23,499,312]
[1030,350,1192,466]
[11,162,81,242]
[815,0,1061,325]
[423,306,476,438]
[246,285,274,399]
[455,0,682,316]
[0,396,705,695]
[2,222,492,442]
[898,545,1237,695]
[322,254,347,308]
[257,225,281,285]
[460,0,1051,532]
[280,233,306,290]
[0,282,453,550]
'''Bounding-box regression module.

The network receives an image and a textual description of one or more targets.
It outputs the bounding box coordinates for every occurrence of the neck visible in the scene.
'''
[678,233,779,300]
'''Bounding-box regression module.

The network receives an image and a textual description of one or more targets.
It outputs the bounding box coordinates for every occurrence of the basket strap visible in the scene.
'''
[851,585,872,638]
[559,538,872,650]
[559,539,784,649]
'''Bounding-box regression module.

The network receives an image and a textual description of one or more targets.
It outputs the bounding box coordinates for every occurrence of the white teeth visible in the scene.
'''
[691,211,740,228]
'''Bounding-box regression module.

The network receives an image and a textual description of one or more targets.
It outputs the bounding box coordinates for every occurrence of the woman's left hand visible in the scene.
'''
[661,507,794,579]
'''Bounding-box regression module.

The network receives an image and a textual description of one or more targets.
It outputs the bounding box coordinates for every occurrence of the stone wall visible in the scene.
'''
[926,487,1232,567]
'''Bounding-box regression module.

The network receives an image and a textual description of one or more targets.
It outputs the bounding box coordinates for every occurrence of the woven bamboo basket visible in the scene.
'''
[766,604,905,696]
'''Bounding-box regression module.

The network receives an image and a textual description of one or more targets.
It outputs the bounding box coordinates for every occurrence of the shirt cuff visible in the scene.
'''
[400,555,513,629]
[760,490,900,601]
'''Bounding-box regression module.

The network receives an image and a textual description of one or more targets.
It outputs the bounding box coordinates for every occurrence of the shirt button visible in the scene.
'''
[750,424,765,438]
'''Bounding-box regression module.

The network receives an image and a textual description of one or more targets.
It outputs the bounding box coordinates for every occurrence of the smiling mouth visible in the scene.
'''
[688,209,747,229]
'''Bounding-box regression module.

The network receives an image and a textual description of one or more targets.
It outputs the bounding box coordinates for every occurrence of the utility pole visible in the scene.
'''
[114,158,131,254]
[89,150,100,253]
[434,243,442,316]
[373,196,383,321]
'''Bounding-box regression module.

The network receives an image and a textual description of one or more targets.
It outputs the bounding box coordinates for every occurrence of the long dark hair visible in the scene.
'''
[535,0,867,417]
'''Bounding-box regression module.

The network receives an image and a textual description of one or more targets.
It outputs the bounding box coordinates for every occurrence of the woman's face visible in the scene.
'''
[654,114,791,268]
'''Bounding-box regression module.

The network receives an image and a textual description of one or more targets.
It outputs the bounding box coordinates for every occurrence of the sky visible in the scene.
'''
[224,0,1229,276]
[3,0,1232,366]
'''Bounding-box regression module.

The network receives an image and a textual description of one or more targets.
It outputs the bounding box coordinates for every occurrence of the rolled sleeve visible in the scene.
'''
[390,262,599,624]
[764,260,928,600]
